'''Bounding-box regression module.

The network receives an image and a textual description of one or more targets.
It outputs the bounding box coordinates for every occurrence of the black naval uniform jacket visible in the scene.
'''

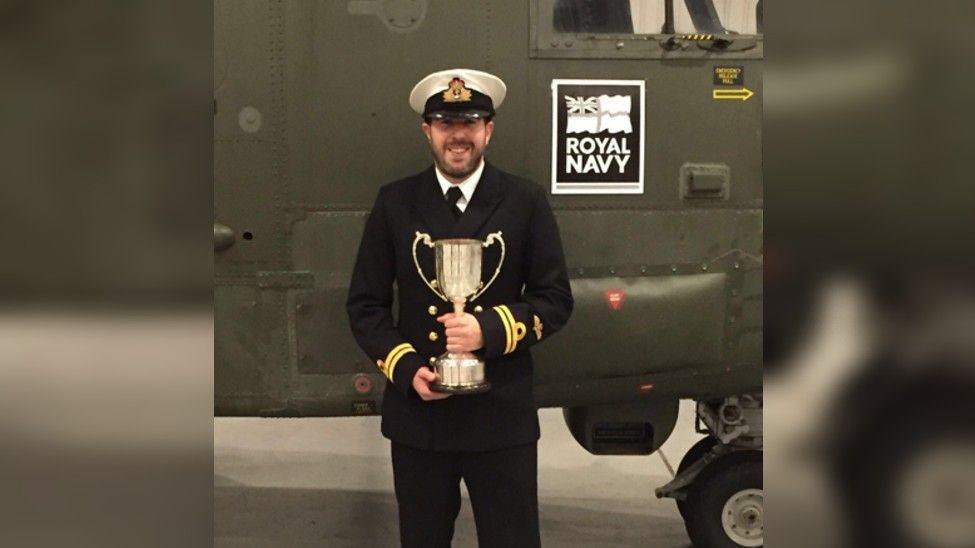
[346,161,573,452]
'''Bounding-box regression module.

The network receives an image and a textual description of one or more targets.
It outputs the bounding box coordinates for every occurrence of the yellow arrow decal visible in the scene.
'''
[712,87,754,101]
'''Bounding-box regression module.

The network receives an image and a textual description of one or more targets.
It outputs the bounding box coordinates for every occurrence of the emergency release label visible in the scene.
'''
[713,66,744,86]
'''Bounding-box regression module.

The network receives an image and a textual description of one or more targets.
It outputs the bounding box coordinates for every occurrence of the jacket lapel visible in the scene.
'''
[452,161,506,238]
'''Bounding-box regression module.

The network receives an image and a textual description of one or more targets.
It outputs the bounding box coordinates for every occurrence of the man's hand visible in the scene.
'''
[437,312,484,354]
[412,367,450,401]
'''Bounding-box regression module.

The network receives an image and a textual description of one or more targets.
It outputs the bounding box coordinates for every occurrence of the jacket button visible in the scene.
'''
[428,331,439,341]
[473,305,483,313]
[429,356,437,365]
[428,305,438,315]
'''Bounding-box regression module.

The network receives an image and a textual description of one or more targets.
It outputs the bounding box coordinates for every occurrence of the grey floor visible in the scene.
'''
[215,402,702,547]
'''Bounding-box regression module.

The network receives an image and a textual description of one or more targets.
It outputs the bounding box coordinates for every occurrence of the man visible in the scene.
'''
[346,68,573,548]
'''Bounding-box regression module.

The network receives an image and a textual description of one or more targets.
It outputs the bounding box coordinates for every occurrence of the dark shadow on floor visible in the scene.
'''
[215,485,692,548]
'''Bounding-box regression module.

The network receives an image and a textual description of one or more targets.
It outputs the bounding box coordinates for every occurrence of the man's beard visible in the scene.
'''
[431,141,484,180]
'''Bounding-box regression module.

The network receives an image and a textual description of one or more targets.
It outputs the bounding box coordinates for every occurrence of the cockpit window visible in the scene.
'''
[554,0,636,33]
[553,0,763,35]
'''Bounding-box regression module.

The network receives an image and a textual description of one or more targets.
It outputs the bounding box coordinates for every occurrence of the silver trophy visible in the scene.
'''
[412,231,505,394]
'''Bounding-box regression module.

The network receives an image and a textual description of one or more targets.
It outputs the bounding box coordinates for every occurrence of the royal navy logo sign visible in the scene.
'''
[551,79,645,194]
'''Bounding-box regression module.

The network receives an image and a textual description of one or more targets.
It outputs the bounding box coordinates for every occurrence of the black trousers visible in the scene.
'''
[391,441,541,548]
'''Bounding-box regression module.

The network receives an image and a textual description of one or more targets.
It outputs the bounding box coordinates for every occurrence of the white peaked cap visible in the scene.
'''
[408,68,507,114]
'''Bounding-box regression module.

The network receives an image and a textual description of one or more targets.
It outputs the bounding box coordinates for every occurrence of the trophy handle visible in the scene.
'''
[412,231,448,302]
[471,231,505,302]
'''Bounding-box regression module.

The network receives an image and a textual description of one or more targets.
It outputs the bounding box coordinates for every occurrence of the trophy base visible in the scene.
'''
[431,351,488,395]
[430,381,491,395]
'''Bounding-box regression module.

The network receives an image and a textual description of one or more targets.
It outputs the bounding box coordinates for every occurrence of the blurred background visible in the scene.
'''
[764,1,975,547]
[0,1,213,547]
[1,0,974,547]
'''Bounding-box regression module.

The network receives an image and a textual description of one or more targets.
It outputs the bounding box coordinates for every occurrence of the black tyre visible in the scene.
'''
[676,436,719,520]
[685,452,763,548]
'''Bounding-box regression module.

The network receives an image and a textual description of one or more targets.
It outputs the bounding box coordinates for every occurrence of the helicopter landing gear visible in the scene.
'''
[656,395,763,547]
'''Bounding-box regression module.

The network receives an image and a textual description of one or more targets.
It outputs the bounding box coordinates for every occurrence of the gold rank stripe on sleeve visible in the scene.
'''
[493,305,515,354]
[493,305,527,354]
[381,342,416,382]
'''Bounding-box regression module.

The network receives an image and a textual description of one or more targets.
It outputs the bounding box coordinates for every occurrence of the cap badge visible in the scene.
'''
[443,78,472,103]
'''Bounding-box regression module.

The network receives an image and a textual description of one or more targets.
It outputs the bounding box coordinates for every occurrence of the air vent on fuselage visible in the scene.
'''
[592,422,653,453]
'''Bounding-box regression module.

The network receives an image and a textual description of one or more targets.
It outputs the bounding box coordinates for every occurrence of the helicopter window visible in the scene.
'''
[552,0,762,35]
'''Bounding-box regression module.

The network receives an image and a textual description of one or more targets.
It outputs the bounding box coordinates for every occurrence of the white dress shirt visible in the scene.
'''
[434,159,484,213]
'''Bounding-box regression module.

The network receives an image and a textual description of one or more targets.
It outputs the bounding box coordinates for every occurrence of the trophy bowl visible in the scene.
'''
[430,238,491,394]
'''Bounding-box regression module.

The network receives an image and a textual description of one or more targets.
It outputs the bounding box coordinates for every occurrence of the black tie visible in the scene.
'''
[445,186,463,219]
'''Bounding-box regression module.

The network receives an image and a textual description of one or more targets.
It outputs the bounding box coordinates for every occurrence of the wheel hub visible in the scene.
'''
[897,441,975,548]
[722,488,764,547]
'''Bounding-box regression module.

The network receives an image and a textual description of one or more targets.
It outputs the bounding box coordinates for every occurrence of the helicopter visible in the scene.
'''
[215,1,763,546]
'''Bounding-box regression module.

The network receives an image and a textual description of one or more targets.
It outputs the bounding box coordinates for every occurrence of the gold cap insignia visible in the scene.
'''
[443,78,472,103]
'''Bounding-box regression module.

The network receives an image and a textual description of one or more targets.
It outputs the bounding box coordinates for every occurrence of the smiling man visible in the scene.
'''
[346,68,573,548]
[422,89,492,185]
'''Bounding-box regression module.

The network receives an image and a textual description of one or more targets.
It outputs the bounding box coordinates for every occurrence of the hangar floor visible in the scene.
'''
[215,402,702,547]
